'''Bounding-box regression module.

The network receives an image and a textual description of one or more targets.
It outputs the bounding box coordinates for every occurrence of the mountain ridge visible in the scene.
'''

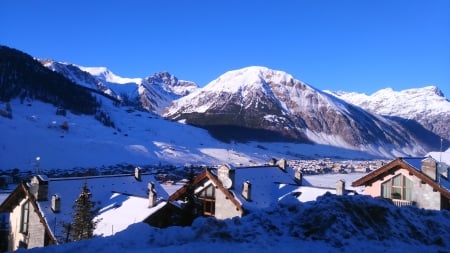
[2,46,448,162]
[164,66,433,157]
[328,86,450,141]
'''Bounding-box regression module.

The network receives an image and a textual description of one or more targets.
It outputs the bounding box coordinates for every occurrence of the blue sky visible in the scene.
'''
[1,0,449,97]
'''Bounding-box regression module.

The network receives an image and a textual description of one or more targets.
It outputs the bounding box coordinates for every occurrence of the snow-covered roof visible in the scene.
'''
[226,166,298,211]
[211,166,362,211]
[35,173,181,241]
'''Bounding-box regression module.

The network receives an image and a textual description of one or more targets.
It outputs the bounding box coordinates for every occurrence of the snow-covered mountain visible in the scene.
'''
[41,60,198,114]
[164,66,429,157]
[329,86,450,141]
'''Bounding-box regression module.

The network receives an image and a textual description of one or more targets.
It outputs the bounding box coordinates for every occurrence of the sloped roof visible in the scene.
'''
[169,169,243,213]
[30,173,179,242]
[170,165,300,213]
[352,157,450,199]
[228,165,298,211]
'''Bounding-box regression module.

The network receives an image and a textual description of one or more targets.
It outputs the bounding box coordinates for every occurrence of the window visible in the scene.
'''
[381,174,412,201]
[203,199,215,216]
[20,201,30,234]
[198,184,215,216]
[199,184,215,199]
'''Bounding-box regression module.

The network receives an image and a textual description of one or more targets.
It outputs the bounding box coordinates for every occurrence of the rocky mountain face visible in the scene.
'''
[40,60,198,114]
[137,72,198,113]
[330,87,450,143]
[164,66,430,156]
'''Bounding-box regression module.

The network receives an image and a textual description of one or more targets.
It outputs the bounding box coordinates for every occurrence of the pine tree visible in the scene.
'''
[70,182,99,241]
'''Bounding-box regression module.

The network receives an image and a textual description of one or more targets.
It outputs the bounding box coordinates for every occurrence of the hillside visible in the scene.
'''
[18,194,450,253]
[330,86,450,142]
[0,97,378,171]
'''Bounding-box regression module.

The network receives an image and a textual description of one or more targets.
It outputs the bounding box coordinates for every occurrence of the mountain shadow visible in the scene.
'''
[201,125,312,143]
[386,116,450,151]
[0,45,99,114]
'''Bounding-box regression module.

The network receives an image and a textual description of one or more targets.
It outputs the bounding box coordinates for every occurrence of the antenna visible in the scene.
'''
[440,137,443,163]
[35,156,41,175]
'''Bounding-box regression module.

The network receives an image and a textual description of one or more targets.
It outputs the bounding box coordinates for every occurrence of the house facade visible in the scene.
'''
[0,168,178,251]
[352,157,450,210]
[169,159,348,220]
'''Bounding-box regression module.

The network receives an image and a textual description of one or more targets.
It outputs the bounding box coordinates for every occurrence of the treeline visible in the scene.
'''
[0,45,98,114]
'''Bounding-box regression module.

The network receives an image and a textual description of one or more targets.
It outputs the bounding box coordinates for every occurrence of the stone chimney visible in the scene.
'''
[148,182,156,208]
[242,181,252,201]
[295,170,303,185]
[277,158,288,171]
[336,180,345,196]
[30,175,48,201]
[421,157,437,181]
[134,167,142,181]
[51,194,61,213]
[218,164,235,189]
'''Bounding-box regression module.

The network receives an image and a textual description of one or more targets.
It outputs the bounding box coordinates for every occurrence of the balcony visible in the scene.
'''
[391,199,414,207]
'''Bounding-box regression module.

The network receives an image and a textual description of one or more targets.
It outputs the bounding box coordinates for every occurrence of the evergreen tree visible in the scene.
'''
[70,182,99,241]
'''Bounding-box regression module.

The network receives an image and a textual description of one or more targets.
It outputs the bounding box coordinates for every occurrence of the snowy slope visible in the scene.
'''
[0,95,381,171]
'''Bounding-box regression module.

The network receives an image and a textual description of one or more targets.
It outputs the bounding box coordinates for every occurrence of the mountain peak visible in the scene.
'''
[204,66,300,94]
[78,66,142,85]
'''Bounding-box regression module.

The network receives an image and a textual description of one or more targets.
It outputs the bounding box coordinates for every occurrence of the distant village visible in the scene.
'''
[0,158,387,187]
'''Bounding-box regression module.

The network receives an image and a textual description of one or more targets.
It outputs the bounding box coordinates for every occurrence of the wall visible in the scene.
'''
[8,197,46,251]
[214,188,242,220]
[411,176,441,210]
[362,168,442,210]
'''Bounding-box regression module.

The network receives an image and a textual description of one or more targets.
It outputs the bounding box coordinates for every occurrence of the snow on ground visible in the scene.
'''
[16,194,450,253]
[0,98,379,171]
